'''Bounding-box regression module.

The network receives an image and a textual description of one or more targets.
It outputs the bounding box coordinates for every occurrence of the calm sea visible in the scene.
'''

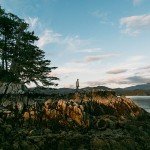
[127,96,150,113]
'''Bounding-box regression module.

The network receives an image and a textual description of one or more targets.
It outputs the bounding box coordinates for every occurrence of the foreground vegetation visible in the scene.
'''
[0,91,150,150]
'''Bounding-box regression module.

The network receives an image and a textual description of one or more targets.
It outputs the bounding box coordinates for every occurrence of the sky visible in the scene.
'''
[0,0,150,88]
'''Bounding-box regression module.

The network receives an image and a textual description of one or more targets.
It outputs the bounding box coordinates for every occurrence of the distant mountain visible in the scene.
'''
[124,83,150,91]
[114,83,150,96]
[82,83,150,91]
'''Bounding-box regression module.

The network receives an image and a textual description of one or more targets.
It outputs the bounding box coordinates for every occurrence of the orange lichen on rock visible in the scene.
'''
[23,90,144,128]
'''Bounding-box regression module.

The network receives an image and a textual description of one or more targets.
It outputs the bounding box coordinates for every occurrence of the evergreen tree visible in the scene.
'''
[0,6,58,90]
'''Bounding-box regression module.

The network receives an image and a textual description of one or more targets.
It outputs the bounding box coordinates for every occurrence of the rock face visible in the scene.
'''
[23,90,145,129]
[0,83,28,94]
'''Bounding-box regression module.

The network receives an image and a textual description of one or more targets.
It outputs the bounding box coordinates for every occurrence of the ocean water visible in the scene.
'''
[127,96,150,113]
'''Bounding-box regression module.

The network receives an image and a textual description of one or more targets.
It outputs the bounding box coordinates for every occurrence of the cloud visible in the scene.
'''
[32,21,98,53]
[62,38,103,54]
[62,84,75,88]
[37,29,62,48]
[133,64,150,77]
[129,55,146,62]
[85,75,150,87]
[52,64,88,77]
[24,17,92,52]
[55,54,149,88]
[85,55,104,62]
[92,10,108,21]
[86,81,105,87]
[37,29,90,51]
[91,10,113,25]
[139,65,150,70]
[74,53,119,63]
[121,55,146,70]
[85,77,130,87]
[120,14,150,36]
[106,69,128,74]
[75,48,102,53]
[133,0,142,5]
[25,17,39,29]
[62,35,85,51]
[60,35,95,53]
[84,54,119,63]
[127,76,150,84]
[54,67,81,75]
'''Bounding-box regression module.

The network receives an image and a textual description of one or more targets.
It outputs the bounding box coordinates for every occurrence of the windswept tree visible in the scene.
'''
[0,6,58,96]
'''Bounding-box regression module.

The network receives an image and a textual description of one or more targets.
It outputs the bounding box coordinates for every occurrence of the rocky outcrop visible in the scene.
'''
[0,90,149,150]
[0,83,28,95]
[22,90,146,129]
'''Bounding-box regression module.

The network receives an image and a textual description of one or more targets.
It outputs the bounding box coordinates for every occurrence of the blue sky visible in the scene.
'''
[1,0,150,88]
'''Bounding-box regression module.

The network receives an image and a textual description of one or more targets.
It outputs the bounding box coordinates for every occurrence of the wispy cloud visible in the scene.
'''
[106,55,146,75]
[134,64,150,77]
[120,14,150,36]
[92,10,108,22]
[106,69,128,74]
[84,53,119,63]
[54,54,149,88]
[82,48,102,53]
[129,55,145,62]
[139,65,150,70]
[74,48,102,53]
[85,75,150,87]
[37,28,90,51]
[61,35,88,51]
[53,67,83,75]
[105,55,147,75]
[85,77,130,87]
[37,29,62,48]
[86,80,105,87]
[62,84,75,88]
[74,53,120,64]
[133,0,143,5]
[25,17,39,29]
[85,54,149,88]
[91,10,113,25]
[30,18,100,53]
[85,55,102,62]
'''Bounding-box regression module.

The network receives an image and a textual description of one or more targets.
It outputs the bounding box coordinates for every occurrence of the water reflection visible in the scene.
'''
[127,96,150,113]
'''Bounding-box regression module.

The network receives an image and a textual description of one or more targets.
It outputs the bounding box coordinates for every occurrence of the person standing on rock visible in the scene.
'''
[76,79,79,92]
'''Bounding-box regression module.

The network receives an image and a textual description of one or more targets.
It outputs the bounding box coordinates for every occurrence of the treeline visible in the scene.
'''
[0,6,58,94]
